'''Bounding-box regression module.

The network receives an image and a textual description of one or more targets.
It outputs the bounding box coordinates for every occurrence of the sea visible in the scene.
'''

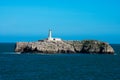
[0,43,120,80]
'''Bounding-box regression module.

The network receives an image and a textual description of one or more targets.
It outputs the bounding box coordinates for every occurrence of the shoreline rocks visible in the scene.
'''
[15,40,114,54]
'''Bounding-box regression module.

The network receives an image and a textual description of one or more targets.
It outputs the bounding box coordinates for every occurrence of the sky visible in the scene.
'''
[0,0,120,43]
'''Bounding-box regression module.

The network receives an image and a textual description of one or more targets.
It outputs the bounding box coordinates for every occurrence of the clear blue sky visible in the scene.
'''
[0,0,120,43]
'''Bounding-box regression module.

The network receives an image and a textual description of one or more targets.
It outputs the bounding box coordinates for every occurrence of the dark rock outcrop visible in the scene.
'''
[15,40,114,54]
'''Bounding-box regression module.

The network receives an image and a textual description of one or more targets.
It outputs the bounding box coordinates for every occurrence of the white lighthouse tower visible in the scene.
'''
[48,29,53,40]
[46,29,62,41]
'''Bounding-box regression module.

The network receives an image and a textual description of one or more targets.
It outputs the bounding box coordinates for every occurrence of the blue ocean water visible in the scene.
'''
[0,43,120,80]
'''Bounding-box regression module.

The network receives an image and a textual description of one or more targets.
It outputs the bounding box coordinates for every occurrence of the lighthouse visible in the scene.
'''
[47,29,62,41]
[48,29,53,40]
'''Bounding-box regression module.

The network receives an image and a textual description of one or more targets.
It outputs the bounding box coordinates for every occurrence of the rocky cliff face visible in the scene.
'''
[15,40,114,54]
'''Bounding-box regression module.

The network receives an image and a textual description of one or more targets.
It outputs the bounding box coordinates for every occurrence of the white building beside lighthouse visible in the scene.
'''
[46,29,62,41]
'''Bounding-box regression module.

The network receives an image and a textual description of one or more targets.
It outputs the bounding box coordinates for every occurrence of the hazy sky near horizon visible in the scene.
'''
[0,0,120,43]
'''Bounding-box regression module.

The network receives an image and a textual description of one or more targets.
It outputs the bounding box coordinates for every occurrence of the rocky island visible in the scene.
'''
[15,30,114,54]
[15,40,114,54]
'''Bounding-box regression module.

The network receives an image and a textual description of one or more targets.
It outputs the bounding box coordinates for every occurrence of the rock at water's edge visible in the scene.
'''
[15,40,114,54]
